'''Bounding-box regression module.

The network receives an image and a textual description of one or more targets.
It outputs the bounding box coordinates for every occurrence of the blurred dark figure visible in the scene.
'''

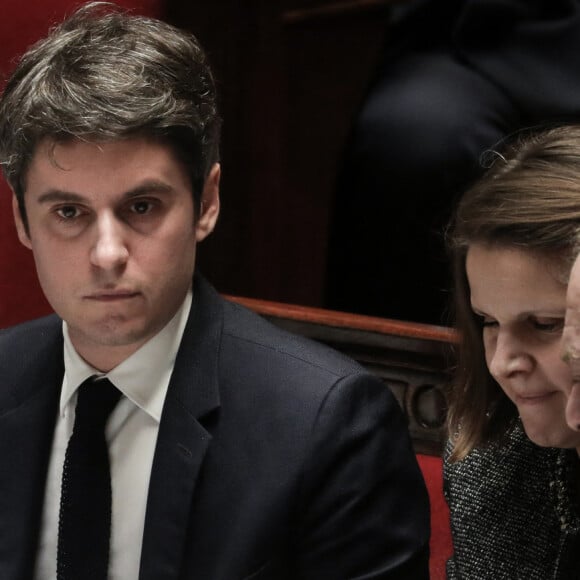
[326,0,580,325]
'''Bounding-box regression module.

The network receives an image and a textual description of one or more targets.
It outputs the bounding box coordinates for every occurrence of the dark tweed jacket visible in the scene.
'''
[444,422,580,580]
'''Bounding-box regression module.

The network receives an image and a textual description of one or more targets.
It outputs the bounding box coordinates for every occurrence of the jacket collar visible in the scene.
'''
[0,275,224,580]
[139,274,223,580]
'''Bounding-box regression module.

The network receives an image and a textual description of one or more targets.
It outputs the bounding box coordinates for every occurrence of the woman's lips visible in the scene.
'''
[514,391,557,406]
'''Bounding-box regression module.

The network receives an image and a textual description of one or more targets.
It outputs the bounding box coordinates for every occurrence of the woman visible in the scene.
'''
[445,125,580,579]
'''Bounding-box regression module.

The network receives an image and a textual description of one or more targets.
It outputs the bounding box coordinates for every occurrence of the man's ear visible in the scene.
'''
[12,194,32,250]
[195,163,220,242]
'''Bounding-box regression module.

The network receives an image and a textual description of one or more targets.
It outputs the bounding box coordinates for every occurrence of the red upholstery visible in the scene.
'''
[417,454,451,580]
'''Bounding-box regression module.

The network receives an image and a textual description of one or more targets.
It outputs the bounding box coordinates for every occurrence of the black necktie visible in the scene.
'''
[57,377,121,580]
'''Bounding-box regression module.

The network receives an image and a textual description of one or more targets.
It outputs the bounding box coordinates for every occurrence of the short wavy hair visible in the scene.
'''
[447,124,580,461]
[0,2,221,226]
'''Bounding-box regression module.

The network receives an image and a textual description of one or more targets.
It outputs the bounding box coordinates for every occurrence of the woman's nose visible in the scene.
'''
[488,331,533,380]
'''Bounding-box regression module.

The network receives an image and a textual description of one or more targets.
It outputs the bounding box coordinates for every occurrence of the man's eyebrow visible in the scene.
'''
[36,181,175,204]
[37,190,85,204]
[123,181,175,199]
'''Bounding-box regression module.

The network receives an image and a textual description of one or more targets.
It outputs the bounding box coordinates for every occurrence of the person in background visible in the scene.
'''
[326,0,580,325]
[0,3,430,578]
[444,125,580,579]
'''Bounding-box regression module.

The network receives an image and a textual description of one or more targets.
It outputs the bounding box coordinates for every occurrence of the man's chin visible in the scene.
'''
[70,319,154,350]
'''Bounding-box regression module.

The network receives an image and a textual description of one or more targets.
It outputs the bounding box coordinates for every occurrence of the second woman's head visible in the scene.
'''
[448,125,580,460]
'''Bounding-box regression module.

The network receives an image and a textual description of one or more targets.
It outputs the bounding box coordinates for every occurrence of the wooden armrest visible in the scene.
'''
[226,295,456,455]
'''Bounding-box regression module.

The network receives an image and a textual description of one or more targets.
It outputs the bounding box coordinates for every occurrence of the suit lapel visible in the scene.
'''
[139,276,222,580]
[0,317,62,579]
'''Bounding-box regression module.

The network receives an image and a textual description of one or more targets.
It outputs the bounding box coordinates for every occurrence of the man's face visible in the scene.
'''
[13,137,220,371]
[563,253,580,431]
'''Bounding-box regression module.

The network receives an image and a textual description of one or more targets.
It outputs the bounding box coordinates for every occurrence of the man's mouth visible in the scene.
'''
[85,290,140,302]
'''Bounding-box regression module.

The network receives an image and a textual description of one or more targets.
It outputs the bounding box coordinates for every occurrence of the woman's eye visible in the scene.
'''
[532,319,564,333]
[474,314,496,328]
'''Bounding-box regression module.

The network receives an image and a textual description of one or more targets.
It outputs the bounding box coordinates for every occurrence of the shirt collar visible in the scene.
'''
[61,290,193,422]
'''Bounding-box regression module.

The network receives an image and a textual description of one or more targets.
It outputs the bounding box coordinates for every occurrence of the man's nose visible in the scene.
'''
[562,315,580,369]
[89,213,129,270]
[566,383,580,431]
[561,319,580,429]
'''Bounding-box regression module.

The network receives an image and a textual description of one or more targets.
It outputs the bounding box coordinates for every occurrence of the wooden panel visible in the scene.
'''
[227,295,456,455]
[164,0,391,306]
[282,0,393,23]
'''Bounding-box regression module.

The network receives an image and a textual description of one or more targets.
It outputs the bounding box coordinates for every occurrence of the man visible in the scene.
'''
[0,3,430,579]
[563,248,580,432]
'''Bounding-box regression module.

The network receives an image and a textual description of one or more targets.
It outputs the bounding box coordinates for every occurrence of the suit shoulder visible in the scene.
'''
[221,299,365,378]
[0,314,61,356]
[0,314,62,409]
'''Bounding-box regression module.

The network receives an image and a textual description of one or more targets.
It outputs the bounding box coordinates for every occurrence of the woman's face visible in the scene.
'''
[466,244,580,450]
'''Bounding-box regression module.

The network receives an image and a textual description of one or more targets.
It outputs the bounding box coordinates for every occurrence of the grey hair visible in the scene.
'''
[0,1,221,226]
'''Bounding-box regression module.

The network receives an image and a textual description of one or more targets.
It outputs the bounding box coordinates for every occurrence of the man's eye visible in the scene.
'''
[56,206,80,219]
[131,200,153,214]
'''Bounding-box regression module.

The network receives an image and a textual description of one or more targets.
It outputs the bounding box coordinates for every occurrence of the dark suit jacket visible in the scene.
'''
[0,276,430,579]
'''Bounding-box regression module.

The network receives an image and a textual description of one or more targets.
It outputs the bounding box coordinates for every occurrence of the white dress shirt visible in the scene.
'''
[35,291,192,580]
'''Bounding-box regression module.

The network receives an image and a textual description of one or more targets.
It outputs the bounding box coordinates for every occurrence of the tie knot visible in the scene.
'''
[74,377,121,430]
